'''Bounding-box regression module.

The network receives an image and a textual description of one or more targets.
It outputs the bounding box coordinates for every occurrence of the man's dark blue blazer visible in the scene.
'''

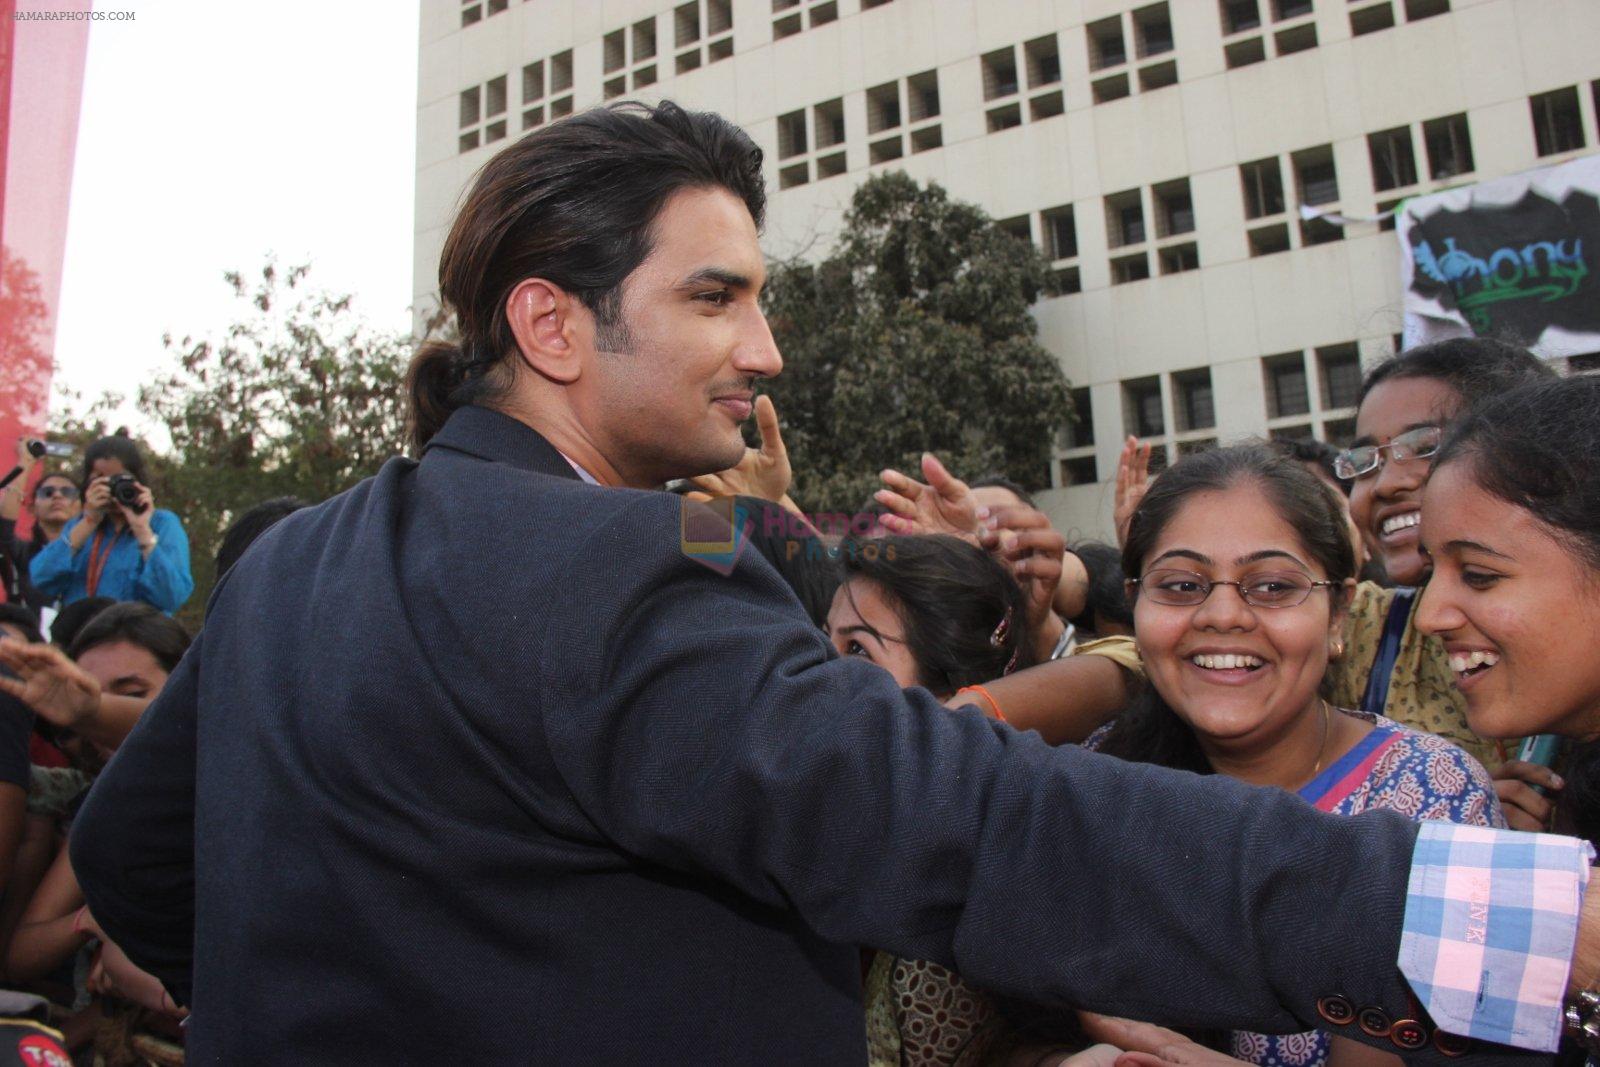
[71,405,1512,1064]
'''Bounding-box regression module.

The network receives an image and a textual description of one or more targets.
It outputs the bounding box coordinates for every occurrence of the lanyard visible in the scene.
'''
[85,527,119,598]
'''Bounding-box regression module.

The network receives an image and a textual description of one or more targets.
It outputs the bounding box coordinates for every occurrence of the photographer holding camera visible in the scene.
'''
[29,436,193,615]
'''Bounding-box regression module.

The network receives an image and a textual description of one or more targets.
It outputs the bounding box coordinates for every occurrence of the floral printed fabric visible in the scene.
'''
[1229,710,1505,1067]
[863,951,1002,1066]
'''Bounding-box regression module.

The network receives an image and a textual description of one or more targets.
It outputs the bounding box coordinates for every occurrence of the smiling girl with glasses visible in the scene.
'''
[1091,444,1503,1067]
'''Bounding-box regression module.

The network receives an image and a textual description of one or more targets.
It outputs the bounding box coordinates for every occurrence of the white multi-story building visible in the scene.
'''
[415,0,1600,537]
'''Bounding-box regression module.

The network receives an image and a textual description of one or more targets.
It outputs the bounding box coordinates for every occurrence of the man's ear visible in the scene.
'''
[505,278,591,384]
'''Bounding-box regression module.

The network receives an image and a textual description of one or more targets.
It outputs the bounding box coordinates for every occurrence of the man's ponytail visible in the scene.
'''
[405,341,471,454]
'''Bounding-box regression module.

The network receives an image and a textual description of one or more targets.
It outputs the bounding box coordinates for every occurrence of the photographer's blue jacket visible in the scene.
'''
[30,510,193,614]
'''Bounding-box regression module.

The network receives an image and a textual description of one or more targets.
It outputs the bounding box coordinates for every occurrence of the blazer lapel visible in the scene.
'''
[424,405,583,482]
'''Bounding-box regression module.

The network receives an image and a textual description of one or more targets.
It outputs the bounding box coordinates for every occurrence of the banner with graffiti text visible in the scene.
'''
[1399,154,1600,359]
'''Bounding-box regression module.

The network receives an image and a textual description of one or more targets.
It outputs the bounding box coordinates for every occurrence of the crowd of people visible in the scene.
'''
[0,101,1595,1064]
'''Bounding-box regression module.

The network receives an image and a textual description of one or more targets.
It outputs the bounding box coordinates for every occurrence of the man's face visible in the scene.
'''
[582,186,781,487]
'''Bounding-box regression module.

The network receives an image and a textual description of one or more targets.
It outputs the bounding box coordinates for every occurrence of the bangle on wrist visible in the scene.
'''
[955,684,1005,723]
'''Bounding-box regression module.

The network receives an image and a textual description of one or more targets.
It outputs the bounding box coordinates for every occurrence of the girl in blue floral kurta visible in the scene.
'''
[1228,708,1503,1067]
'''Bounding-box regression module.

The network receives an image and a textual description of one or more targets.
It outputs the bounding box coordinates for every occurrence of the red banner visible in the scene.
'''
[0,0,91,534]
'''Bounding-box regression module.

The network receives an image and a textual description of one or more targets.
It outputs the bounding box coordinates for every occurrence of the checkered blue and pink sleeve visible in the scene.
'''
[1402,821,1595,1052]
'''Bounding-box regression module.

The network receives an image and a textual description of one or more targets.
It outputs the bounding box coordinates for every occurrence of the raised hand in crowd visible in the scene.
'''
[875,452,981,541]
[0,637,142,752]
[1493,759,1562,833]
[0,439,40,524]
[1113,436,1154,549]
[980,504,1070,663]
[689,394,800,514]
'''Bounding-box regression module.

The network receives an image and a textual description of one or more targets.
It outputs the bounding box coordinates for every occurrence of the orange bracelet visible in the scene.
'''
[956,684,1005,723]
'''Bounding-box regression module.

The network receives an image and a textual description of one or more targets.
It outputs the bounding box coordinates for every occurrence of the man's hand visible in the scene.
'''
[690,395,794,507]
[875,453,981,543]
[1114,437,1154,549]
[0,637,101,730]
[1494,760,1561,832]
[981,505,1067,662]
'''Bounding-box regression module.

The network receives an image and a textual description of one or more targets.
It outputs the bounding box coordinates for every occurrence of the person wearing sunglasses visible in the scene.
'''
[0,438,81,615]
[1090,443,1503,1067]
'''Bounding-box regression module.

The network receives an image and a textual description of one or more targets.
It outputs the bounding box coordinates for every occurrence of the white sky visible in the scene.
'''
[53,0,420,427]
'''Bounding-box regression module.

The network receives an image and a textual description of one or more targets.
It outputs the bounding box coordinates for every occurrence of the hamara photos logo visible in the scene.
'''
[679,496,753,575]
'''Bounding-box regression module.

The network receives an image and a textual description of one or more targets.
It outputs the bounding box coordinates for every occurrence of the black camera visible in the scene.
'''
[107,474,148,514]
[25,440,73,459]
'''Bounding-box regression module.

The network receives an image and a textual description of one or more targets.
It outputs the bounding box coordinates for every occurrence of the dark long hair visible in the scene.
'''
[406,101,767,453]
[1435,375,1600,571]
[1097,444,1356,774]
[836,534,1032,697]
[68,602,191,674]
[1357,337,1554,410]
[81,435,149,489]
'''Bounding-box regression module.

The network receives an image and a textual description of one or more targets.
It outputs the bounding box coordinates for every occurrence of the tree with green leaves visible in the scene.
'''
[760,171,1075,512]
[133,262,413,626]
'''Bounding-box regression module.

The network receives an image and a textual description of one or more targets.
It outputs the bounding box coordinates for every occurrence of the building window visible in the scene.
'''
[1133,3,1175,58]
[1059,387,1098,486]
[1024,35,1062,88]
[777,110,808,160]
[1111,252,1151,285]
[461,0,505,27]
[1263,353,1310,419]
[1240,157,1285,219]
[1065,388,1095,449]
[1531,87,1586,157]
[1172,368,1216,432]
[996,215,1033,245]
[814,98,845,151]
[1152,178,1194,238]
[1042,205,1078,261]
[1368,126,1418,191]
[908,69,941,122]
[867,81,901,134]
[1292,144,1339,206]
[1422,113,1474,180]
[1105,189,1146,248]
[1317,344,1362,411]
[1159,243,1200,274]
[1087,16,1127,71]
[1273,21,1317,54]
[1270,0,1312,19]
[1123,377,1165,438]
[1220,0,1261,34]
[1349,2,1395,36]
[1405,0,1449,18]
[982,46,1020,100]
[459,76,508,152]
[1041,204,1080,295]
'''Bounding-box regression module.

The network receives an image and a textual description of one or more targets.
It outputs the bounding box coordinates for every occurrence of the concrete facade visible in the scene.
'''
[416,0,1600,539]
